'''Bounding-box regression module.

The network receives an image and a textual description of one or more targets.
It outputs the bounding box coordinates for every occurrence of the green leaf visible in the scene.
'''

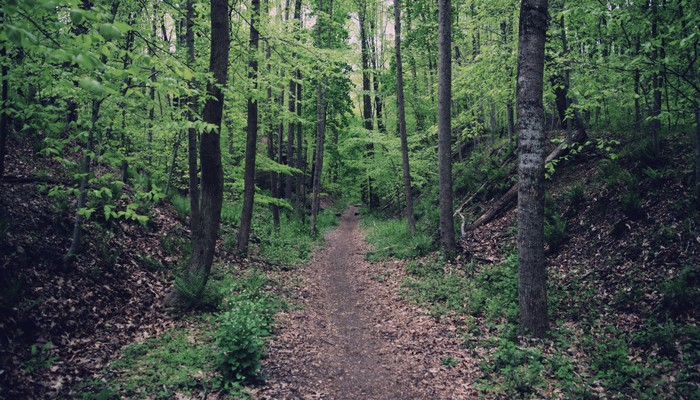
[99,23,121,40]
[70,9,85,25]
[78,77,105,96]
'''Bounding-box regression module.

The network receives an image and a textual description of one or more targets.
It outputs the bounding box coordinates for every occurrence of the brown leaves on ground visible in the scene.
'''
[257,207,480,400]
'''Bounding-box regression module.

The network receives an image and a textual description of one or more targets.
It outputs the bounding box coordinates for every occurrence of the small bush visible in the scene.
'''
[216,300,271,383]
[363,217,434,261]
[216,270,277,384]
[621,189,643,219]
[564,183,585,206]
[170,193,190,219]
[544,214,567,251]
[661,264,700,318]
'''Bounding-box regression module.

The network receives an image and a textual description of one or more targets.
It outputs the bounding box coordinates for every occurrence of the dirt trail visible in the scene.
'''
[256,206,479,399]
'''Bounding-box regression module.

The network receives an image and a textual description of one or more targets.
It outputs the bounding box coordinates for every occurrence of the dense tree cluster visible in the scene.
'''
[1,0,698,334]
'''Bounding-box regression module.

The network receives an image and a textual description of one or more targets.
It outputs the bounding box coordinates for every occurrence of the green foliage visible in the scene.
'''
[255,208,338,268]
[25,342,58,373]
[620,189,643,219]
[544,195,567,251]
[105,327,231,398]
[660,264,700,318]
[564,183,585,207]
[216,270,278,384]
[168,193,190,220]
[362,216,433,261]
[401,254,519,322]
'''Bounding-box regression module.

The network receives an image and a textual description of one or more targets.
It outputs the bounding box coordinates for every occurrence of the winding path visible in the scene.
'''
[256,206,478,399]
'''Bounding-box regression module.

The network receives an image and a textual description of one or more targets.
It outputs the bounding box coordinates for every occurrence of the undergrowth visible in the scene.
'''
[80,200,341,398]
[362,215,433,261]
[368,230,700,398]
[82,269,280,398]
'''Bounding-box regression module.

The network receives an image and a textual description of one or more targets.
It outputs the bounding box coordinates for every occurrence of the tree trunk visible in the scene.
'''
[165,0,229,308]
[695,109,700,209]
[311,0,333,234]
[185,0,201,236]
[516,0,548,338]
[237,0,261,255]
[0,15,7,178]
[437,0,456,255]
[286,75,296,201]
[649,0,662,152]
[295,69,305,211]
[369,17,385,134]
[359,2,379,208]
[64,99,100,267]
[394,0,416,236]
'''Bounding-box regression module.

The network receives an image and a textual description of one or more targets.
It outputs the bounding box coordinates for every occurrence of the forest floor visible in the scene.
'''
[255,205,479,400]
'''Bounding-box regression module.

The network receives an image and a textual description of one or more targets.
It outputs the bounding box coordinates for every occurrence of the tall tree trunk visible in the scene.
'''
[507,97,515,149]
[238,0,261,255]
[295,69,305,211]
[290,0,303,208]
[516,0,548,338]
[437,0,456,255]
[311,0,333,234]
[185,0,201,236]
[649,0,662,152]
[394,0,416,236]
[358,2,379,208]
[0,13,7,178]
[369,17,385,134]
[166,0,229,307]
[286,75,296,201]
[64,99,100,267]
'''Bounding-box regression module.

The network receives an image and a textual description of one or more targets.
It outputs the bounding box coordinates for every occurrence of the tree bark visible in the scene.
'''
[437,0,456,255]
[238,0,262,255]
[0,13,8,178]
[185,0,201,236]
[311,0,333,234]
[165,0,229,308]
[394,0,416,236]
[516,0,548,338]
[358,1,379,208]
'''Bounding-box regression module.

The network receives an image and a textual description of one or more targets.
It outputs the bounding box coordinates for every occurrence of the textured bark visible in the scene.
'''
[0,14,7,178]
[369,17,385,134]
[437,0,456,255]
[394,0,416,236]
[293,0,304,209]
[516,0,548,338]
[311,0,333,234]
[238,0,261,255]
[64,100,100,268]
[649,0,662,152]
[358,2,379,208]
[695,110,700,209]
[166,0,229,308]
[185,0,201,236]
[286,75,296,201]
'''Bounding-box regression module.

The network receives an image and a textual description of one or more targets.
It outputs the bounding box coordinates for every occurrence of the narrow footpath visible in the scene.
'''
[255,206,479,399]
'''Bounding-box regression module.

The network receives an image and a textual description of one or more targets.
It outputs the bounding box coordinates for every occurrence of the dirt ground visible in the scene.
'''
[254,206,480,399]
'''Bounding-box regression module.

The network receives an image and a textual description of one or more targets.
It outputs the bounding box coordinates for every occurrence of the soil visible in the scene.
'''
[255,206,480,400]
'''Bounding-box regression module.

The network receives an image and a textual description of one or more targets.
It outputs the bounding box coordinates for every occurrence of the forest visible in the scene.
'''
[0,0,699,398]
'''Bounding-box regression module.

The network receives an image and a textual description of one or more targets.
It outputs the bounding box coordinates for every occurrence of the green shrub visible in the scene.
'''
[216,270,277,384]
[564,183,585,206]
[216,299,271,383]
[105,327,227,397]
[661,264,700,318]
[621,189,643,219]
[363,217,433,261]
[169,193,190,219]
[544,214,567,251]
